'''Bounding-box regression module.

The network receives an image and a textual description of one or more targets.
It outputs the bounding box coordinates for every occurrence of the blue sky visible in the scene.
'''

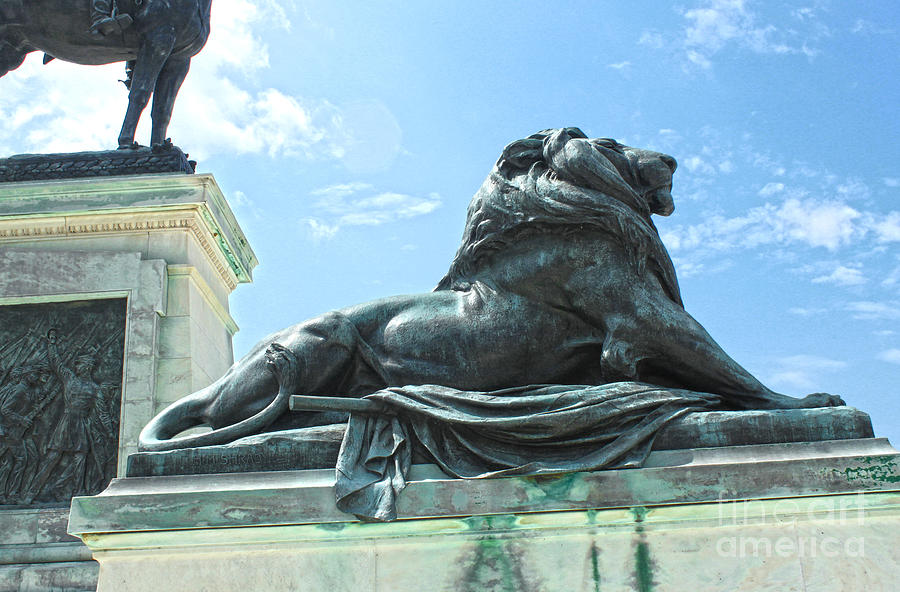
[2,1,898,442]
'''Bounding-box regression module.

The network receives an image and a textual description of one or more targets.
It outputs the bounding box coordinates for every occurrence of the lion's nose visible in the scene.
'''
[660,154,677,172]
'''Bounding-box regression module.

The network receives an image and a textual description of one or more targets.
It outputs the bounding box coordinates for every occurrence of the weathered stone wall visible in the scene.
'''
[69,440,900,592]
[0,172,255,592]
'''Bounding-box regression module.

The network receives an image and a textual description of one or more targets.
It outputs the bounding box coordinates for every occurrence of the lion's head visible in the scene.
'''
[499,127,677,217]
[437,127,681,303]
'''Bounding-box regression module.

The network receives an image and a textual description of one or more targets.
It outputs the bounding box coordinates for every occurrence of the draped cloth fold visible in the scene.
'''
[334,382,721,521]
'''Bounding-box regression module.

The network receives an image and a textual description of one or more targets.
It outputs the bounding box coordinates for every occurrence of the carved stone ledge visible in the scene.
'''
[0,173,257,290]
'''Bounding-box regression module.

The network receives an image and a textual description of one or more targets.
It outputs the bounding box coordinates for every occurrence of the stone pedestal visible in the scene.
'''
[69,438,900,591]
[0,172,256,591]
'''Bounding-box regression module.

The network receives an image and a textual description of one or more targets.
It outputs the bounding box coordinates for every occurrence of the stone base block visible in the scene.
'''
[0,507,96,592]
[0,561,98,592]
[70,438,900,591]
[125,406,875,477]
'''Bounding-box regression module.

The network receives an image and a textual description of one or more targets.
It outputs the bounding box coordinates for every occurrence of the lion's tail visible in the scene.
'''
[138,381,290,452]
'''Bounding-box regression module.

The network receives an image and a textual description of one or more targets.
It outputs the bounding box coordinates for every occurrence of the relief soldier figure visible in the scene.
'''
[25,330,102,503]
[0,362,52,503]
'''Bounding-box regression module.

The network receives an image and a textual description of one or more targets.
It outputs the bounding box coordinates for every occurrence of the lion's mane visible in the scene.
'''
[436,128,682,306]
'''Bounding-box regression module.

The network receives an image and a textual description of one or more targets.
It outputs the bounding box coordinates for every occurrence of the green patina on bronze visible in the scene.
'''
[840,458,900,484]
[520,472,587,502]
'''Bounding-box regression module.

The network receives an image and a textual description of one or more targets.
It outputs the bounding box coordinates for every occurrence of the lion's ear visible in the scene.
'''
[497,138,543,174]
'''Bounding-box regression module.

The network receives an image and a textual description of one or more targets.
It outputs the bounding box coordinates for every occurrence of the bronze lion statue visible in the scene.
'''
[139,127,843,452]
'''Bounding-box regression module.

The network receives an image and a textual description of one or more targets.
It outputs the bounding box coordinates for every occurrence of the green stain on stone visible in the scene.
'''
[634,541,654,592]
[590,542,601,592]
[630,506,649,527]
[458,514,534,591]
[198,208,249,282]
[459,535,528,592]
[631,507,654,592]
[840,459,900,484]
[462,514,519,532]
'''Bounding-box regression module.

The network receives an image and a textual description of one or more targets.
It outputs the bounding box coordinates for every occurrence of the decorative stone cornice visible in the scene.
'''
[0,207,239,291]
[0,173,258,292]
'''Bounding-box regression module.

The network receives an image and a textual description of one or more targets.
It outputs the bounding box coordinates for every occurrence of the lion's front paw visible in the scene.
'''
[800,392,846,408]
[265,342,301,390]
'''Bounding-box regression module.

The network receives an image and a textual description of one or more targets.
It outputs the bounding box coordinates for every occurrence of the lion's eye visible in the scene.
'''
[640,160,671,187]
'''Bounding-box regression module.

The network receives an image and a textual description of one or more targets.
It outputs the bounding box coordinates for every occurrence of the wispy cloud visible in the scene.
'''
[872,212,900,243]
[302,182,441,239]
[878,349,900,364]
[769,354,847,391]
[638,31,665,49]
[788,306,828,317]
[758,182,785,196]
[811,264,867,287]
[639,0,828,70]
[607,61,632,70]
[850,19,895,36]
[662,197,863,253]
[846,301,900,321]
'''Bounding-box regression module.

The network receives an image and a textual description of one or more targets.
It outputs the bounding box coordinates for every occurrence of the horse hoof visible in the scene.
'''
[117,142,141,150]
[151,139,174,153]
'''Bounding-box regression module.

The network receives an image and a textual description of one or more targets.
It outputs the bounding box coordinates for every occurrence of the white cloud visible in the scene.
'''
[788,306,828,316]
[663,197,863,254]
[310,182,375,199]
[682,155,716,175]
[301,218,339,241]
[851,19,894,35]
[872,212,900,243]
[834,178,869,200]
[846,301,900,321]
[769,354,847,391]
[884,178,900,188]
[792,7,815,21]
[638,31,665,49]
[678,0,824,69]
[877,349,900,365]
[305,182,441,238]
[607,61,631,70]
[882,262,900,287]
[811,265,866,286]
[758,182,784,196]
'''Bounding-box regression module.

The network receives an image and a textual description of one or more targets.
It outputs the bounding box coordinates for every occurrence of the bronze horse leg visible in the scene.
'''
[149,56,190,147]
[0,37,31,78]
[117,25,176,148]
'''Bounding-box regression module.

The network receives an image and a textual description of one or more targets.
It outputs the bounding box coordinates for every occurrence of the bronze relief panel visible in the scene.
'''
[0,298,126,506]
